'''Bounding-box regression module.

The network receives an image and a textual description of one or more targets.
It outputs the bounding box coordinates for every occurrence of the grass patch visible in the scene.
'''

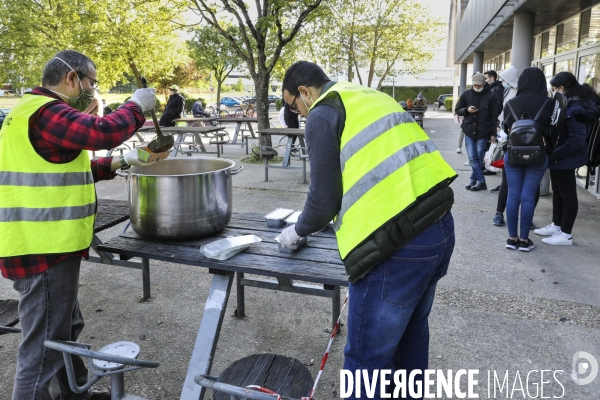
[241,154,283,164]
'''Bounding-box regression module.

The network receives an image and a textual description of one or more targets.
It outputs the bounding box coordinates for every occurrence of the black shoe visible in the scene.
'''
[483,170,497,175]
[506,238,519,250]
[470,182,487,191]
[465,180,476,190]
[518,238,536,252]
[88,387,111,400]
[490,185,501,193]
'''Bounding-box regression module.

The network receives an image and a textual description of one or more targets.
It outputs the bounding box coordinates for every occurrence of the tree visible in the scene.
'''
[188,25,241,107]
[148,60,207,99]
[0,0,189,91]
[189,0,324,142]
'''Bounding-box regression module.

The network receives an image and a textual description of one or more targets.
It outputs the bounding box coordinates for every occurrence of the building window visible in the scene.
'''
[555,59,575,74]
[542,64,554,89]
[578,53,600,93]
[541,28,556,58]
[556,16,579,53]
[417,70,434,79]
[534,35,542,60]
[580,6,600,46]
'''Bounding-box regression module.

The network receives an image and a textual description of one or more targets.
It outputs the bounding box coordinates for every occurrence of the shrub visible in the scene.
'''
[444,97,453,111]
[275,99,283,111]
[379,86,453,104]
[108,102,122,111]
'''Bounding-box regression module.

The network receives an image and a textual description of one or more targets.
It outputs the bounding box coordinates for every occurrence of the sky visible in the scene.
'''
[419,0,452,21]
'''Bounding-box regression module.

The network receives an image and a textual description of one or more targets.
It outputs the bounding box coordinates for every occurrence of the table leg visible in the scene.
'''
[170,133,186,158]
[179,272,234,400]
[236,272,245,318]
[264,157,269,181]
[282,135,294,167]
[142,258,151,300]
[332,286,341,329]
[192,133,207,153]
[231,123,241,144]
[246,122,256,138]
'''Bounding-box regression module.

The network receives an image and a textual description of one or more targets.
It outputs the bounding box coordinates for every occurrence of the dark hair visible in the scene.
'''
[484,70,497,80]
[282,61,330,97]
[550,71,600,103]
[42,50,96,87]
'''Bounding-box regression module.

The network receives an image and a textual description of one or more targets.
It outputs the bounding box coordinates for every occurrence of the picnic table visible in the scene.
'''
[174,117,219,127]
[96,212,348,400]
[138,126,224,157]
[216,117,258,144]
[256,128,308,183]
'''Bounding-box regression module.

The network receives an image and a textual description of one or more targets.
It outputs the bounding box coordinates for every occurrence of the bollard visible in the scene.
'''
[540,169,551,196]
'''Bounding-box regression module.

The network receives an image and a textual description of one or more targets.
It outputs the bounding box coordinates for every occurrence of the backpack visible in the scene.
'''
[506,98,550,165]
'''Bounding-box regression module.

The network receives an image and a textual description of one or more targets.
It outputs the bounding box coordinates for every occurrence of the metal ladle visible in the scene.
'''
[139,76,174,153]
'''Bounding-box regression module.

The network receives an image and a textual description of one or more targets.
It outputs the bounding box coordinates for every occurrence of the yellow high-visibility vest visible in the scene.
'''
[0,94,96,257]
[310,82,456,259]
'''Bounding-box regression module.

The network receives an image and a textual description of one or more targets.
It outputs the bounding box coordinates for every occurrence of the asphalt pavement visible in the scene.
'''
[1,107,599,399]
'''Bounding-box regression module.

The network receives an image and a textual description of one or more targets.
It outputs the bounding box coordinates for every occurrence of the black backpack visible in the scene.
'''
[506,99,550,165]
[584,117,600,189]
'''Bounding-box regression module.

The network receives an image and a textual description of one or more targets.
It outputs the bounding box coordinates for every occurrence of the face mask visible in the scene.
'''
[300,93,312,116]
[48,57,95,112]
[502,82,512,89]
[473,86,484,93]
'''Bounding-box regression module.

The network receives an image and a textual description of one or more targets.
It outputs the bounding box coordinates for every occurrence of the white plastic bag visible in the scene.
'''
[200,235,262,260]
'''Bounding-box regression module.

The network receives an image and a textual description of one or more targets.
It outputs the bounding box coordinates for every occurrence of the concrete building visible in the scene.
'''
[448,0,600,198]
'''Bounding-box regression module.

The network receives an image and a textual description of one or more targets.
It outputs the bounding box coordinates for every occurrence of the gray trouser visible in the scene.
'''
[12,257,89,400]
[458,131,465,148]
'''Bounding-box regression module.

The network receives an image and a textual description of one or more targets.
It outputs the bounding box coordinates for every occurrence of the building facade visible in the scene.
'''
[448,0,600,198]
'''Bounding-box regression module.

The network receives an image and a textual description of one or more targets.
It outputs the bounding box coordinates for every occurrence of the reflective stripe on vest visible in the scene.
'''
[0,94,96,257]
[310,82,456,259]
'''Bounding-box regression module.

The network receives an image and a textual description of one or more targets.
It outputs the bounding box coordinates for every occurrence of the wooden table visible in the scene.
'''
[174,117,219,127]
[97,212,347,400]
[216,117,258,144]
[257,128,307,183]
[139,126,224,157]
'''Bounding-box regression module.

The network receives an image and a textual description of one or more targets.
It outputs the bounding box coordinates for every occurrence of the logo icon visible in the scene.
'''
[572,351,598,385]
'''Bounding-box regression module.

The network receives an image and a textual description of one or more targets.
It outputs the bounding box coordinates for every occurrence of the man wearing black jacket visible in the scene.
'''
[485,70,504,105]
[159,84,185,127]
[455,72,501,191]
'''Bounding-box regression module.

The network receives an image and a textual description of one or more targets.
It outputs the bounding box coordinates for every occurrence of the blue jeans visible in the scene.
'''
[504,154,548,240]
[12,257,89,400]
[464,135,487,183]
[343,212,455,399]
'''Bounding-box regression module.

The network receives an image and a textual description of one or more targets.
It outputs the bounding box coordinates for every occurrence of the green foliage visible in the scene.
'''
[232,78,245,92]
[108,102,123,111]
[444,97,454,111]
[0,0,189,89]
[379,86,453,103]
[275,99,283,111]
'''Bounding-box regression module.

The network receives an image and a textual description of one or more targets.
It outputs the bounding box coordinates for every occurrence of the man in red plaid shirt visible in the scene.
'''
[0,50,157,400]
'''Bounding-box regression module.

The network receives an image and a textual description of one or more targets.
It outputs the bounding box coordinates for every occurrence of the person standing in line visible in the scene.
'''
[534,71,600,245]
[0,49,157,400]
[455,72,502,191]
[158,84,184,127]
[502,67,559,252]
[278,61,456,399]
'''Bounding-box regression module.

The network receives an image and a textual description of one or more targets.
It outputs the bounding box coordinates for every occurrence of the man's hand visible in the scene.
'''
[279,224,304,249]
[467,106,478,113]
[130,88,157,112]
[123,148,156,167]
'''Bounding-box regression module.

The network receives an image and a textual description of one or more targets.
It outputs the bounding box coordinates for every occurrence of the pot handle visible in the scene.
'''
[227,165,244,176]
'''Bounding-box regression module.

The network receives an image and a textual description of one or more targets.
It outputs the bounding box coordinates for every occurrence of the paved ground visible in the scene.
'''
[1,107,600,399]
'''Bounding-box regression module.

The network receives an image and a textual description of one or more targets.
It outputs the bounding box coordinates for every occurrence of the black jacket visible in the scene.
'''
[502,67,558,148]
[455,85,501,140]
[549,98,600,170]
[489,80,505,105]
[159,92,185,126]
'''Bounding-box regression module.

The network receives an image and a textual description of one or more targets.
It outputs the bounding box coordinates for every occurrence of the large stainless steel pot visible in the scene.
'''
[126,158,243,240]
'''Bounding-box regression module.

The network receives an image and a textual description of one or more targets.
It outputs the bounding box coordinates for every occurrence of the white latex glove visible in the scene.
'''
[130,88,157,112]
[279,224,303,249]
[123,148,156,167]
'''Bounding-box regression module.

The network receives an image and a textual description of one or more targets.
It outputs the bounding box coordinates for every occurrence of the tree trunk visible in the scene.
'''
[255,74,273,150]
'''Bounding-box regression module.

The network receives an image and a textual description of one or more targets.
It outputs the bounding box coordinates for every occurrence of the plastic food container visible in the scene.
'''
[285,211,302,226]
[274,234,307,253]
[136,145,170,163]
[265,209,294,227]
[200,235,262,260]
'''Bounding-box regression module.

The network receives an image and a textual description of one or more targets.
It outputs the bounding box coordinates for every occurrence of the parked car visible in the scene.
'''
[247,94,281,104]
[0,108,10,129]
[220,97,243,107]
[434,94,453,110]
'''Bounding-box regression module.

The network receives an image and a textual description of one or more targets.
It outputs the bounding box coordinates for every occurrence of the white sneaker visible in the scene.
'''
[457,147,462,153]
[542,230,573,246]
[463,161,471,166]
[534,222,560,236]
